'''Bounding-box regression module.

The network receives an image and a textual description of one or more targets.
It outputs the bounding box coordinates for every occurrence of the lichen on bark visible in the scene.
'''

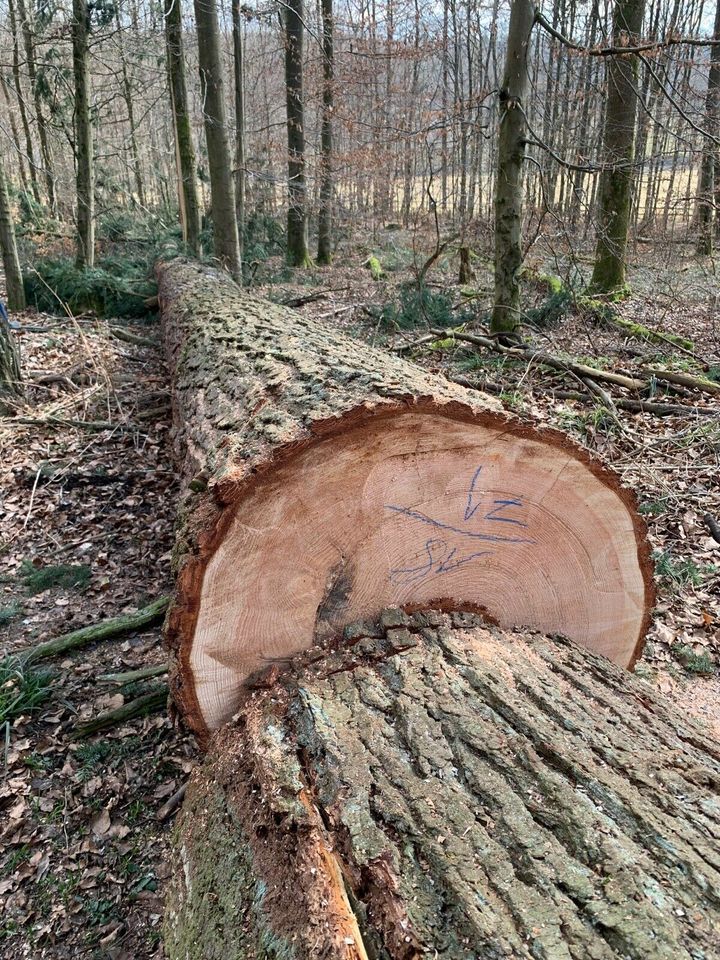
[166,610,720,960]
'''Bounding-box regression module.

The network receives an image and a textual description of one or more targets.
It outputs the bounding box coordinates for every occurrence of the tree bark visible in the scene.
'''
[0,157,26,311]
[590,0,646,294]
[72,0,95,268]
[232,0,246,263]
[164,0,201,257]
[16,0,56,213]
[284,0,311,266]
[491,0,535,333]
[192,0,242,279]
[115,3,146,207]
[316,0,334,265]
[165,608,720,960]
[156,258,653,744]
[0,152,23,407]
[696,0,720,255]
[8,0,41,206]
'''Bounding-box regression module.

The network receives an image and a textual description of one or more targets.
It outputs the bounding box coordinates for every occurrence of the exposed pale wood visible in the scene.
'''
[158,259,653,743]
[165,609,720,960]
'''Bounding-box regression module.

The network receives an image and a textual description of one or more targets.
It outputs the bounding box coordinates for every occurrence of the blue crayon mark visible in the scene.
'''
[384,504,534,545]
[385,465,534,585]
[390,538,492,585]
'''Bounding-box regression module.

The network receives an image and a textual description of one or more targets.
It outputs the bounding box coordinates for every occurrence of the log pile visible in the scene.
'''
[165,609,720,959]
[157,260,654,744]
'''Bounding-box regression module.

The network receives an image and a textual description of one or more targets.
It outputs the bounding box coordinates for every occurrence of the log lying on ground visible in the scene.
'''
[157,259,654,742]
[165,609,720,960]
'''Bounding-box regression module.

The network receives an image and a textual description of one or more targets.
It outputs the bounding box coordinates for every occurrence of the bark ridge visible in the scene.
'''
[166,610,720,960]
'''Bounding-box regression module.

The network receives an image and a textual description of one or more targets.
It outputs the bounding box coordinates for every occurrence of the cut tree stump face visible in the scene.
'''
[189,410,651,732]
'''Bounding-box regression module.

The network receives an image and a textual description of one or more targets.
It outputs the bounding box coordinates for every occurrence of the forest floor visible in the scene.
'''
[1,232,719,958]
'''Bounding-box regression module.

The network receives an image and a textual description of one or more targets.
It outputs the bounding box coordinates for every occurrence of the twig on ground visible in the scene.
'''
[14,596,169,665]
[72,688,167,739]
[98,663,168,685]
[157,782,187,821]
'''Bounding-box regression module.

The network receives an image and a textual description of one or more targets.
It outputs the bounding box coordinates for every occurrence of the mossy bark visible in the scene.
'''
[192,0,242,280]
[0,303,22,410]
[697,0,720,256]
[0,157,26,311]
[491,0,535,334]
[166,609,720,960]
[164,0,201,257]
[590,0,646,294]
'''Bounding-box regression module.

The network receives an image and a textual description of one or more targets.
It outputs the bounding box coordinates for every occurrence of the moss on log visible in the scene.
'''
[157,259,654,743]
[17,595,169,665]
[165,609,720,960]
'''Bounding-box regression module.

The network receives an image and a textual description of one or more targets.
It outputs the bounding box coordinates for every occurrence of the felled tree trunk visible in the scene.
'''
[165,609,720,960]
[157,259,653,744]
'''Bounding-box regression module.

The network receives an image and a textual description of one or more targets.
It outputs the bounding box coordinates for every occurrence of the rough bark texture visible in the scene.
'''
[157,258,653,743]
[164,0,201,256]
[165,609,720,960]
[491,0,534,333]
[590,0,646,293]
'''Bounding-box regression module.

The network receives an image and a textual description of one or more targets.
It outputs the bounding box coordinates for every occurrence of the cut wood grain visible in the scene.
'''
[158,259,654,743]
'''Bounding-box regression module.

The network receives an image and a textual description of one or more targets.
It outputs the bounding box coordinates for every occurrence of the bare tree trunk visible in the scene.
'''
[16,0,56,213]
[115,4,145,207]
[72,0,95,268]
[590,0,646,293]
[0,157,26,312]
[0,159,24,410]
[284,0,311,267]
[316,0,334,264]
[491,0,534,333]
[164,0,201,257]
[232,0,246,264]
[697,0,720,255]
[193,0,242,279]
[8,0,41,206]
[0,78,29,195]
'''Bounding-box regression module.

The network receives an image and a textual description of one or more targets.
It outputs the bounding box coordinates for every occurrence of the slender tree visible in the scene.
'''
[72,0,95,268]
[0,158,24,409]
[491,0,534,333]
[284,0,311,266]
[165,0,201,256]
[697,0,720,255]
[0,158,26,311]
[8,0,41,206]
[316,0,334,264]
[115,3,146,207]
[232,0,246,262]
[193,0,242,278]
[16,0,56,212]
[590,0,646,293]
